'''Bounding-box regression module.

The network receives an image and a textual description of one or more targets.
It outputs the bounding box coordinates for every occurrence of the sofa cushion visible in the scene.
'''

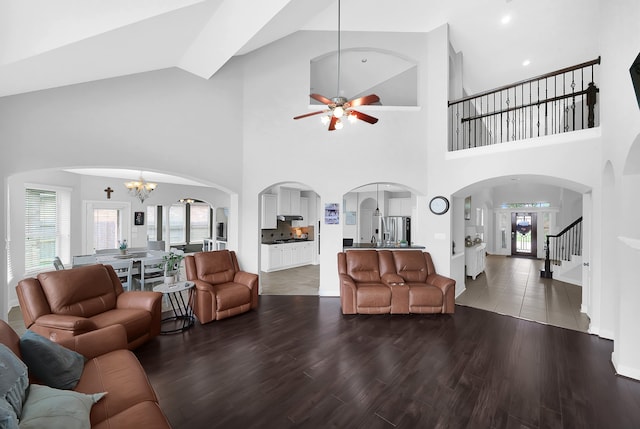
[90,309,152,344]
[91,401,171,429]
[19,330,85,390]
[345,251,381,283]
[0,344,28,420]
[393,251,428,283]
[194,252,236,285]
[215,283,251,311]
[18,384,105,429]
[356,283,391,307]
[37,265,117,317]
[74,349,158,425]
[408,284,444,307]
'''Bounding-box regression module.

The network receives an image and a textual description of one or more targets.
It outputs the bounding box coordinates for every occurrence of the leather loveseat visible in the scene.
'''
[185,250,259,324]
[16,264,163,349]
[338,250,455,315]
[0,319,172,428]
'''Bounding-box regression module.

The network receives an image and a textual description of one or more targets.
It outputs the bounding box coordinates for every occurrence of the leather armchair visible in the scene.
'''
[185,250,259,324]
[16,264,162,350]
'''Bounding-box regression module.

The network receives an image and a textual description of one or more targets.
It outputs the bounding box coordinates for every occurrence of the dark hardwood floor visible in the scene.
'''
[135,296,640,429]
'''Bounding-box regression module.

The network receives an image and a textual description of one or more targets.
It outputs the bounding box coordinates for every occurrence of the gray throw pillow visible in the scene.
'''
[18,384,106,429]
[0,344,29,420]
[0,397,18,429]
[19,331,85,390]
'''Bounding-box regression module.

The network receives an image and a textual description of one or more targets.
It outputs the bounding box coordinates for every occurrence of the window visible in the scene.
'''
[189,203,210,244]
[25,186,71,273]
[147,206,157,241]
[169,204,186,245]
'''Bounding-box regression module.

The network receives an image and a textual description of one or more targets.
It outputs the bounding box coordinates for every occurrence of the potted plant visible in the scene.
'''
[118,239,128,255]
[162,251,184,284]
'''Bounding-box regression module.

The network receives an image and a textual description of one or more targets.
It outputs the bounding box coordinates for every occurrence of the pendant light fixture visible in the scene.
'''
[374,183,381,217]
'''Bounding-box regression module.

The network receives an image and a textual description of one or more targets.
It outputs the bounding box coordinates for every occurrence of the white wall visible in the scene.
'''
[599,0,640,379]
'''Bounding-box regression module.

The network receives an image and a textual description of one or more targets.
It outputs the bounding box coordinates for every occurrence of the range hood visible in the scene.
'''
[277,214,303,221]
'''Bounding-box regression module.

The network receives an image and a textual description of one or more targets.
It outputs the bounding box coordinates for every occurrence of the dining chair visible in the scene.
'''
[139,256,165,290]
[108,259,134,291]
[52,256,65,271]
[72,254,98,267]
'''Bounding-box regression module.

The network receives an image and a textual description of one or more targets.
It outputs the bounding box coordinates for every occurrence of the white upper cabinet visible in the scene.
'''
[261,194,277,229]
[277,187,301,216]
[388,197,412,216]
[293,196,309,227]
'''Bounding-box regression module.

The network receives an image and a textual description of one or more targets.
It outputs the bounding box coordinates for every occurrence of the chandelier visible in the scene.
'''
[124,176,157,203]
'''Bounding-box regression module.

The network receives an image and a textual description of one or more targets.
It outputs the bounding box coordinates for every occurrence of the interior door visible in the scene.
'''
[359,209,374,243]
[511,212,537,257]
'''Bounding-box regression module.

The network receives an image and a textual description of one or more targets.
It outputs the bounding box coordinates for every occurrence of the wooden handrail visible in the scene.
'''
[448,57,601,106]
[547,216,583,238]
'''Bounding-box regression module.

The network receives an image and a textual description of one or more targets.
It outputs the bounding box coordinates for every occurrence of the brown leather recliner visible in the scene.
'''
[338,250,455,315]
[185,250,259,324]
[16,264,162,349]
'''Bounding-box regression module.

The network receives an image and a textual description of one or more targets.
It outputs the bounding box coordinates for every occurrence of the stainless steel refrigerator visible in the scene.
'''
[381,216,411,244]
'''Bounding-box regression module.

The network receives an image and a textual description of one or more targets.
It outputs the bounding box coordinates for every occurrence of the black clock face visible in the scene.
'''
[429,196,450,215]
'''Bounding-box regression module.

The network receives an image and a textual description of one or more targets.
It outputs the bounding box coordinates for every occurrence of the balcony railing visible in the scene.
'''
[448,57,600,151]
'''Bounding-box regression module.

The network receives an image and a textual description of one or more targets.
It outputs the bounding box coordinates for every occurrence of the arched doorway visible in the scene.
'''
[259,182,321,295]
[453,175,591,332]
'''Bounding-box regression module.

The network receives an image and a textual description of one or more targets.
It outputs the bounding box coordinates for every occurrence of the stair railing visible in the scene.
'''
[541,217,582,278]
[449,57,600,151]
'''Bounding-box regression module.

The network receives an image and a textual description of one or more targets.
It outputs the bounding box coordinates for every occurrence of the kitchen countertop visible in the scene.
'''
[262,239,314,245]
[344,243,425,250]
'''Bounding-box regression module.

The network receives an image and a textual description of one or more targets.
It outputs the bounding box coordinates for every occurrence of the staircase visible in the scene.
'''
[540,217,583,286]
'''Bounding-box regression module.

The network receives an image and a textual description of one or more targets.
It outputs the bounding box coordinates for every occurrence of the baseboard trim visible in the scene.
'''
[611,352,640,381]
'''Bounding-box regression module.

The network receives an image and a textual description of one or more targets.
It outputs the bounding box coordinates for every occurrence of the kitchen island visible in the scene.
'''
[344,243,426,250]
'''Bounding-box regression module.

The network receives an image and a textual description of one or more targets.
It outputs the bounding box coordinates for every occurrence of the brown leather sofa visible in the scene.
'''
[338,250,455,315]
[185,250,259,324]
[16,264,162,349]
[0,319,172,428]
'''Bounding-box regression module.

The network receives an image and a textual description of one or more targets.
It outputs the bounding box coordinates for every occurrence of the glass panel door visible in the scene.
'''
[511,212,537,257]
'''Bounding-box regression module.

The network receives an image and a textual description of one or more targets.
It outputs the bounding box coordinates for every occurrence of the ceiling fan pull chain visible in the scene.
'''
[337,0,341,97]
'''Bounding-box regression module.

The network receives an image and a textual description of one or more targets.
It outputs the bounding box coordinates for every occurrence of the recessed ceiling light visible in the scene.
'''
[522,59,531,66]
[501,15,511,25]
[361,58,367,63]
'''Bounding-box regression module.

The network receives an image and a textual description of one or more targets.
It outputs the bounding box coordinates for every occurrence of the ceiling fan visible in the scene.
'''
[293,0,380,131]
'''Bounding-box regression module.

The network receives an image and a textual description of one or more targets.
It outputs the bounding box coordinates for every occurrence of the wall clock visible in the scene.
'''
[429,196,450,215]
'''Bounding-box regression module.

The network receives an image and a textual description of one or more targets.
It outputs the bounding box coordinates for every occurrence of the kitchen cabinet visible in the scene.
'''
[277,187,301,215]
[261,194,277,229]
[261,241,314,272]
[388,197,412,216]
[465,243,486,280]
[293,197,309,227]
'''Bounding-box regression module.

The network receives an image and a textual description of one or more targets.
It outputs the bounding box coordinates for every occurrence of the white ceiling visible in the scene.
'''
[2,0,601,187]
[0,0,600,98]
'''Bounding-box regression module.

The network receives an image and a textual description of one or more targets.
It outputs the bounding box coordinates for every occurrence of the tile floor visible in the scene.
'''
[260,264,320,295]
[456,254,590,332]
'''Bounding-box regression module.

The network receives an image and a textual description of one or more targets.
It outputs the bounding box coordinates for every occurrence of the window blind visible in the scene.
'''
[25,188,57,272]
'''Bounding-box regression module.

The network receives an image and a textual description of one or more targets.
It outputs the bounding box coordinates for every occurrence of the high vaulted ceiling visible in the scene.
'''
[0,0,600,99]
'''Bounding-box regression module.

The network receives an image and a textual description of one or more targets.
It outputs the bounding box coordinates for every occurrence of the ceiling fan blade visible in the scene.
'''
[346,94,380,108]
[310,93,333,105]
[350,110,379,124]
[293,110,328,120]
[328,116,338,131]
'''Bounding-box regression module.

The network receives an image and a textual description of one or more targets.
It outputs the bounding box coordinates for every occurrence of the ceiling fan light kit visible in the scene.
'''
[293,0,380,131]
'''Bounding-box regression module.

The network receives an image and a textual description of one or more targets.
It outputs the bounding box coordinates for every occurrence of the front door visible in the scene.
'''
[511,212,537,257]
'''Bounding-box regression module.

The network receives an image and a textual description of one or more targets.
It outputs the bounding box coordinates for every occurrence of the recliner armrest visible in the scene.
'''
[116,291,163,312]
[57,324,128,359]
[426,273,455,293]
[234,271,258,289]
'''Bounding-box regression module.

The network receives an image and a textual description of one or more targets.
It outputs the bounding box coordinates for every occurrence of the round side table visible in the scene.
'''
[153,281,195,334]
